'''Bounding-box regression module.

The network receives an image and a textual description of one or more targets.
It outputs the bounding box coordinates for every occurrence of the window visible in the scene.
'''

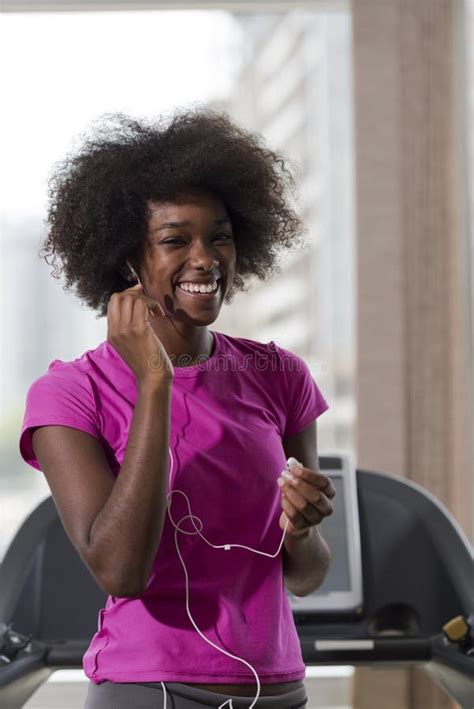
[0,7,354,562]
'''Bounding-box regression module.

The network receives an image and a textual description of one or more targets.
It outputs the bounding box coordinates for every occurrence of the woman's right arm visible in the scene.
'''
[31,283,175,598]
[89,379,173,596]
[32,380,173,599]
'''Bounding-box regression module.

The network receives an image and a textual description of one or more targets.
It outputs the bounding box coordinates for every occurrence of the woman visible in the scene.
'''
[19,107,335,708]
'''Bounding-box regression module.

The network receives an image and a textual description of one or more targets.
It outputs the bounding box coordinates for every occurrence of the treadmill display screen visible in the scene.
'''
[314,476,351,593]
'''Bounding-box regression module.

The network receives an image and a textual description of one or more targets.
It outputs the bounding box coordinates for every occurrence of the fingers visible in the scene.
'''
[281,492,323,530]
[284,481,333,516]
[119,290,136,326]
[123,283,159,309]
[291,466,336,499]
[107,283,164,325]
[281,479,333,525]
[280,502,308,536]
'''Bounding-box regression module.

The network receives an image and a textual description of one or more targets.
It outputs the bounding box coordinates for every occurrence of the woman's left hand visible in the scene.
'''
[278,465,336,538]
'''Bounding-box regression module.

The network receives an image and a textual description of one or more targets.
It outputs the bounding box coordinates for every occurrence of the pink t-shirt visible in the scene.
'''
[19,330,329,685]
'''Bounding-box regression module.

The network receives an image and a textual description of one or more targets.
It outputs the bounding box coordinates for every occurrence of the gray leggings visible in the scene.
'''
[84,680,308,708]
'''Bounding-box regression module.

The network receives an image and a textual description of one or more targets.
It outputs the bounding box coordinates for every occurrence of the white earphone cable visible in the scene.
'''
[159,445,296,709]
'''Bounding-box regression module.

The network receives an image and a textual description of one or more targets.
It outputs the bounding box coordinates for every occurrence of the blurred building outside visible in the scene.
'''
[0,9,354,562]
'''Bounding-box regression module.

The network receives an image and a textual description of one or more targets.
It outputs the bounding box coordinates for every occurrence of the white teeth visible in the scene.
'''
[178,280,218,294]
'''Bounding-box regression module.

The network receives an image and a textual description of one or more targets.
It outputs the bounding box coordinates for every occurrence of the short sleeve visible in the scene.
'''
[270,341,330,438]
[19,363,101,472]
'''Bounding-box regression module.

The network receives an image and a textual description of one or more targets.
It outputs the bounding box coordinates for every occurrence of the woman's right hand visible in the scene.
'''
[106,283,174,385]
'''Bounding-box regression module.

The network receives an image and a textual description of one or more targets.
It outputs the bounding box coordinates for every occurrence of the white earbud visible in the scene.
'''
[286,457,303,470]
[126,260,142,286]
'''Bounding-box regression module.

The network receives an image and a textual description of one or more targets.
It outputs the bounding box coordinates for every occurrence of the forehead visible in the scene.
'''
[147,191,228,222]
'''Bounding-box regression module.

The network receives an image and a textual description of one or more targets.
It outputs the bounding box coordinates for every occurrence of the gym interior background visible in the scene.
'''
[0,1,473,708]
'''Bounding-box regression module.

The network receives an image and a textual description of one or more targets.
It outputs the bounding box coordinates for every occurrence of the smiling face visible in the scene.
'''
[138,190,236,327]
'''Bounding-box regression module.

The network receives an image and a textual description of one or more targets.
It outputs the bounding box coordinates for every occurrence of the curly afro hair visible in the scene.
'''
[39,105,308,319]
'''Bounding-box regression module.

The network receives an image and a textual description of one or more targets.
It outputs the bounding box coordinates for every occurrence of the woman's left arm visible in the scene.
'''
[281,419,335,597]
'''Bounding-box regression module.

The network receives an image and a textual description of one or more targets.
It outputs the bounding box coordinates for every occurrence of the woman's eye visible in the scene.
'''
[162,234,232,245]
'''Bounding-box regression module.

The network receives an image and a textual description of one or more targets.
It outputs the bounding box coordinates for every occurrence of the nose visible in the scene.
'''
[188,240,220,269]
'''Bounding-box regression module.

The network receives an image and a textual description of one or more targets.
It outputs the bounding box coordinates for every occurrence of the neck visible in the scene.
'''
[149,321,214,367]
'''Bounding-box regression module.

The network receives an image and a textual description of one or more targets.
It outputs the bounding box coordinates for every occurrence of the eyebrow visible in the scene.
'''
[152,217,231,232]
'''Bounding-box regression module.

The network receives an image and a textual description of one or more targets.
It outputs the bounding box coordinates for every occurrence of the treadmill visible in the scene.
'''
[0,455,473,708]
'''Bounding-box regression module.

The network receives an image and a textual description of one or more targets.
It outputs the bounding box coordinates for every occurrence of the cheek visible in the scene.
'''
[143,260,169,287]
